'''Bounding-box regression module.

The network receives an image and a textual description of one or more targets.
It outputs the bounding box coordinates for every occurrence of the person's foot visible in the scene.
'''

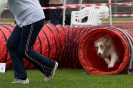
[11,78,29,84]
[45,62,58,82]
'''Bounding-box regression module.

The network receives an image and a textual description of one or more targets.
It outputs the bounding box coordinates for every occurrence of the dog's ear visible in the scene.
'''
[94,38,99,46]
[94,40,97,47]
[104,36,111,46]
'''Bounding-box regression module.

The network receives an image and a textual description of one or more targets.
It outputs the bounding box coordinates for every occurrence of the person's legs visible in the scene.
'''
[18,19,55,77]
[7,25,27,79]
[7,19,57,83]
[49,4,63,25]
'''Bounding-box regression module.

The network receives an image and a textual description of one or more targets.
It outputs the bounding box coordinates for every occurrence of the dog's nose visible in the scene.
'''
[98,53,102,56]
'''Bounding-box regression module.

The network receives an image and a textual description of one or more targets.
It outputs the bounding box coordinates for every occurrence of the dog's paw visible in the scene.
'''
[108,64,114,69]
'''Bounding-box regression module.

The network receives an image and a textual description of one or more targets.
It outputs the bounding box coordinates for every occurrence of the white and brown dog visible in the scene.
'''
[94,35,119,68]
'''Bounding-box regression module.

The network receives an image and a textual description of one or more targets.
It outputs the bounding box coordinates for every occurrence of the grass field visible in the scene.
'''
[0,68,133,88]
[102,17,133,22]
[0,18,133,23]
[0,18,15,24]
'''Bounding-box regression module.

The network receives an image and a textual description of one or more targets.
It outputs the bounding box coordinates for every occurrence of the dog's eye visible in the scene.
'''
[100,45,104,48]
[95,47,98,50]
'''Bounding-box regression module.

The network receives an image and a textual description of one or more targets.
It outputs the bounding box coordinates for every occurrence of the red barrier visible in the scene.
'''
[5,2,133,10]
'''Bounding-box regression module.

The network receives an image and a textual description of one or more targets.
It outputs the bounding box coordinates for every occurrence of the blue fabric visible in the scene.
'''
[7,19,55,78]
[49,4,63,25]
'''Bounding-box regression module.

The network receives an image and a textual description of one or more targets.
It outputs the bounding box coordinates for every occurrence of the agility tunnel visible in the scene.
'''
[0,24,34,69]
[78,25,133,75]
[37,23,92,68]
[0,23,92,69]
[0,23,133,75]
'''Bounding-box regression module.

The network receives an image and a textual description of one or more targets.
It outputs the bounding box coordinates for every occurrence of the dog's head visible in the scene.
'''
[94,35,111,57]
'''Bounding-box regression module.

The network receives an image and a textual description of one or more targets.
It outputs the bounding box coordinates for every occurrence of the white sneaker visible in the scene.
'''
[45,62,58,82]
[11,78,29,84]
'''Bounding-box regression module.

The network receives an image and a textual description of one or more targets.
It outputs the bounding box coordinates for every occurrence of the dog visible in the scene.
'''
[94,35,119,68]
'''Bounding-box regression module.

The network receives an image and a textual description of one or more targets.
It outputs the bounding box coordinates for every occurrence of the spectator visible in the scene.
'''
[39,0,50,24]
[49,0,63,25]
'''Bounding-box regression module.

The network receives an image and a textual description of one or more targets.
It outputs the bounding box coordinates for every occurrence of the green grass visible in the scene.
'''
[1,68,133,88]
[0,18,15,23]
[102,18,133,22]
[0,18,133,24]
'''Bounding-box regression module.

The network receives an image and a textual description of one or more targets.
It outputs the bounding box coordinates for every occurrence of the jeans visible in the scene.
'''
[7,19,55,78]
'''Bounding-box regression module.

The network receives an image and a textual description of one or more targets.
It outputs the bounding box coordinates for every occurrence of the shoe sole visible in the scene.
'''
[45,62,58,82]
[11,78,29,84]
